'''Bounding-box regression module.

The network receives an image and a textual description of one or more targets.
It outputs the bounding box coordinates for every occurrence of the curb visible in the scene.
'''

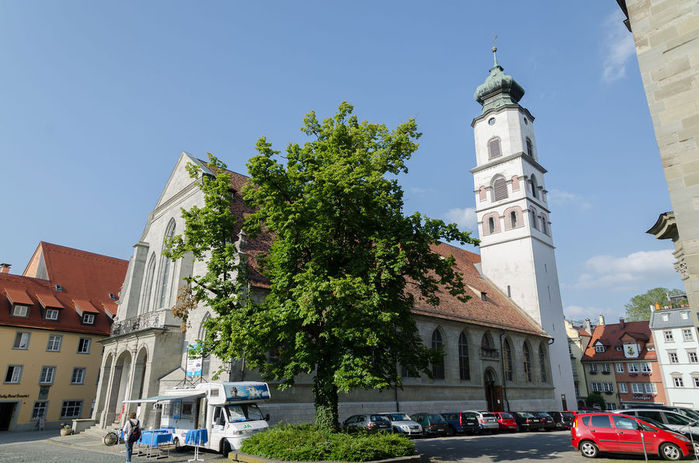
[229,452,424,463]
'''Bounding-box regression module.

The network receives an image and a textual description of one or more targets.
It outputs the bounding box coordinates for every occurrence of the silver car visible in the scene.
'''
[462,410,499,433]
[376,412,423,437]
[614,409,699,435]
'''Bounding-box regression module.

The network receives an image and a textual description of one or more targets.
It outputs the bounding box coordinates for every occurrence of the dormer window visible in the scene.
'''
[480,292,487,302]
[595,342,605,353]
[45,309,59,321]
[109,293,116,300]
[82,313,95,325]
[12,304,28,317]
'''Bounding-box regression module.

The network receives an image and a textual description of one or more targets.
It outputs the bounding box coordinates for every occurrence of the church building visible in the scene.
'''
[92,51,575,433]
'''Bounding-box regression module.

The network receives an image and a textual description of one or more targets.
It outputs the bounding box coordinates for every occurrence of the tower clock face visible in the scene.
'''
[488,117,495,125]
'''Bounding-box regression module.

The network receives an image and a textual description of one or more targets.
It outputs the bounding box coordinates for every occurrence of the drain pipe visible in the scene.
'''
[499,331,510,411]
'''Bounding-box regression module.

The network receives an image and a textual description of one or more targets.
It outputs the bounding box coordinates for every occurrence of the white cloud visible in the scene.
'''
[548,189,592,211]
[573,249,676,289]
[601,9,636,83]
[444,207,478,231]
[565,305,624,324]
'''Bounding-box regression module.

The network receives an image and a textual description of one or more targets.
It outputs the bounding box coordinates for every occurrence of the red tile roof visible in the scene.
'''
[4,287,33,305]
[582,321,656,362]
[0,242,128,335]
[74,298,100,314]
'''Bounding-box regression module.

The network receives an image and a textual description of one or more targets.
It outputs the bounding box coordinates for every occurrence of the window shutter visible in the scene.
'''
[493,178,508,201]
[488,139,501,158]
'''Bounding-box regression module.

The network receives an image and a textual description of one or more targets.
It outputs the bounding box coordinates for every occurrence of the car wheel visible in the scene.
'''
[660,442,682,461]
[221,439,232,458]
[579,440,599,458]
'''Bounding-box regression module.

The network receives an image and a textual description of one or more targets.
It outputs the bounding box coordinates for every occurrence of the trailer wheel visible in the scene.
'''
[221,440,232,457]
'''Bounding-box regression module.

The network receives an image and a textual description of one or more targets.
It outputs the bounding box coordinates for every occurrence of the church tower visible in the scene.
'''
[471,48,576,410]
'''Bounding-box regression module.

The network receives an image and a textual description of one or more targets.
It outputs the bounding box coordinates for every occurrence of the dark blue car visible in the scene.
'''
[440,412,480,435]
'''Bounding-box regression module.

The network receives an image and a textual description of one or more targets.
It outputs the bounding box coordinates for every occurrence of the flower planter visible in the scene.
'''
[60,427,73,437]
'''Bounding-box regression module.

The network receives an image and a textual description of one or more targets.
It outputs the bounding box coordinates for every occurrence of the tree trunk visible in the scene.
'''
[313,365,339,432]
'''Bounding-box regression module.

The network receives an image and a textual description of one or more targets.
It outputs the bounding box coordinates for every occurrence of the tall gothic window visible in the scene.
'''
[488,216,496,234]
[488,138,501,159]
[510,211,518,228]
[529,208,538,230]
[540,216,548,235]
[526,138,533,157]
[539,343,547,383]
[458,332,470,380]
[141,254,157,314]
[492,176,508,201]
[431,329,445,379]
[504,339,513,381]
[157,219,176,308]
[530,175,539,199]
[523,342,532,382]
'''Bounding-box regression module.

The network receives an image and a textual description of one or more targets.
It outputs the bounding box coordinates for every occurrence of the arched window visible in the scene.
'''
[431,329,445,379]
[503,339,513,381]
[488,216,496,234]
[540,216,548,235]
[492,176,508,201]
[523,342,532,382]
[526,138,533,157]
[539,344,547,383]
[458,332,470,380]
[530,175,538,199]
[157,220,176,308]
[141,254,157,314]
[488,138,501,159]
[529,209,538,230]
[510,211,518,228]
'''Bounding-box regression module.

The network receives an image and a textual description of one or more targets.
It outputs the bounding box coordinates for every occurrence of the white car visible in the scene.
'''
[376,413,423,437]
[614,409,699,435]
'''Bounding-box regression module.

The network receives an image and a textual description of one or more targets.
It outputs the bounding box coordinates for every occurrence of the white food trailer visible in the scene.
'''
[124,381,271,454]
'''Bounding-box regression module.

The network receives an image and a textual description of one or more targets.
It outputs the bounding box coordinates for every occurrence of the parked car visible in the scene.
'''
[632,416,699,454]
[614,409,699,435]
[473,411,500,433]
[534,412,555,431]
[548,411,574,430]
[375,413,423,437]
[342,414,392,433]
[494,412,518,432]
[571,412,694,460]
[511,412,542,432]
[621,404,699,423]
[441,412,480,435]
[410,413,449,437]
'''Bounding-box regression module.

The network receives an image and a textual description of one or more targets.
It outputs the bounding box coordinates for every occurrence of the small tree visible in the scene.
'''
[585,392,606,410]
[241,102,479,430]
[624,287,686,321]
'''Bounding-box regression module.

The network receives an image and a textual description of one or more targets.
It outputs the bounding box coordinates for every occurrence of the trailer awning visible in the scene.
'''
[122,392,204,404]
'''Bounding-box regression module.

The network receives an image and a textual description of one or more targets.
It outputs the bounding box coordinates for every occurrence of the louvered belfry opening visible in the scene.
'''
[493,176,508,201]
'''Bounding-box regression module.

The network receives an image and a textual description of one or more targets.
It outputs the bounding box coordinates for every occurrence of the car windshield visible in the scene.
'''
[385,413,411,421]
[428,414,445,422]
[638,417,671,432]
[499,413,513,419]
[225,404,264,422]
[370,415,390,424]
[537,413,551,417]
[562,412,574,419]
[520,412,534,418]
[441,413,457,420]
[677,408,699,423]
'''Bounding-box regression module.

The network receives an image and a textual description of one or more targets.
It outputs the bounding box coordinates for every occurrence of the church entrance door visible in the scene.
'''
[484,368,503,411]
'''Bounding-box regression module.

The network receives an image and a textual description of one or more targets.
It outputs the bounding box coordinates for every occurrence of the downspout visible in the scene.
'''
[394,385,400,412]
[499,331,510,411]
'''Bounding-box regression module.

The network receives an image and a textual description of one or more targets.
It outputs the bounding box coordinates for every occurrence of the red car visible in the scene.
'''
[494,412,517,432]
[571,412,694,460]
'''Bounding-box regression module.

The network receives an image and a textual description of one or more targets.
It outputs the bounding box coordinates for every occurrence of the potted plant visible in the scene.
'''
[59,423,73,437]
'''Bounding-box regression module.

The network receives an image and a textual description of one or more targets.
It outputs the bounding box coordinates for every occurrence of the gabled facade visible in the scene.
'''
[0,243,127,431]
[650,306,699,408]
[582,320,666,409]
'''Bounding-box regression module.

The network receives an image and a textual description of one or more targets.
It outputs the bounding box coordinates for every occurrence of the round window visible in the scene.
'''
[488,118,495,126]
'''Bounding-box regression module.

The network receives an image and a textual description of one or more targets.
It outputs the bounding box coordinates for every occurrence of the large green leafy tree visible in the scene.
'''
[240,102,479,430]
[624,287,686,321]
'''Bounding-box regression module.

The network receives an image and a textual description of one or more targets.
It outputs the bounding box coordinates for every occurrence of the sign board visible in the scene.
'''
[186,357,202,377]
[623,343,640,358]
[223,383,271,401]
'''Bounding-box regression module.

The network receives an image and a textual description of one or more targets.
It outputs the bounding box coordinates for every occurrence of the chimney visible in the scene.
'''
[584,318,592,334]
[599,314,606,326]
[619,317,625,329]
[0,263,10,274]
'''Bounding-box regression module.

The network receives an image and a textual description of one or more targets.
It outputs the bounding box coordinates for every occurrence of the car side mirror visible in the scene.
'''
[264,414,270,421]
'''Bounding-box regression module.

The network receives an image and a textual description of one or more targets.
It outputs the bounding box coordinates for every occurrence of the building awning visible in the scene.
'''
[122,392,205,404]
[5,288,33,305]
[36,293,64,309]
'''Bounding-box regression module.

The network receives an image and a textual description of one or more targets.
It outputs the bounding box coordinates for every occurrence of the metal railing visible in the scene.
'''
[111,310,170,336]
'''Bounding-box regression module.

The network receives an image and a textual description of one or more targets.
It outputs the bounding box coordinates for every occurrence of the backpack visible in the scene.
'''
[127,420,141,443]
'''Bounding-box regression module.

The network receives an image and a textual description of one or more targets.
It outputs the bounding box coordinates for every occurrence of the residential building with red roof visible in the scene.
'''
[0,242,127,431]
[581,317,666,409]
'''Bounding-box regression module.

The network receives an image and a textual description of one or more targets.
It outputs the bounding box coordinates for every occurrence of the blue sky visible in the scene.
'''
[0,1,683,322]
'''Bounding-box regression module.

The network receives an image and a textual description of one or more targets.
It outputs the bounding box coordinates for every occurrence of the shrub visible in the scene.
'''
[241,424,416,462]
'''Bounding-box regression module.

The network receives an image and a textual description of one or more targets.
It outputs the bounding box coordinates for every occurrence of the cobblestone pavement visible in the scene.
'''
[0,432,228,463]
[415,430,671,463]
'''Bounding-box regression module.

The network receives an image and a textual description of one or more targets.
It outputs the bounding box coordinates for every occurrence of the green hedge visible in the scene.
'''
[240,424,417,462]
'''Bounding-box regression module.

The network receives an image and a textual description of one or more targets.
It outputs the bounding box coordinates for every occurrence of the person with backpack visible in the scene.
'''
[123,411,141,463]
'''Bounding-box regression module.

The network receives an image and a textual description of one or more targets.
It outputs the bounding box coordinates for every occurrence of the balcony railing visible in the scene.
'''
[480,348,500,360]
[111,309,170,337]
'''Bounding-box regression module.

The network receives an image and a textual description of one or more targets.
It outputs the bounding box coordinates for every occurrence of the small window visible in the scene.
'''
[488,217,496,234]
[510,211,518,228]
[664,330,674,342]
[693,376,699,388]
[641,363,652,373]
[488,117,496,126]
[673,376,684,387]
[12,304,29,317]
[13,332,30,350]
[628,363,639,373]
[32,401,48,420]
[590,415,611,428]
[507,285,511,297]
[39,366,56,385]
[589,364,598,373]
[47,335,63,352]
[60,400,82,419]
[616,363,624,373]
[4,365,22,384]
[526,138,533,157]
[530,175,538,199]
[71,368,86,385]
[618,382,628,393]
[540,216,547,234]
[644,383,656,394]
[182,403,193,415]
[529,209,538,230]
[595,344,605,353]
[683,329,694,342]
[601,363,610,373]
[45,309,59,320]
[77,338,91,354]
[523,117,528,125]
[669,352,679,363]
[688,351,698,363]
[488,138,501,159]
[82,313,95,325]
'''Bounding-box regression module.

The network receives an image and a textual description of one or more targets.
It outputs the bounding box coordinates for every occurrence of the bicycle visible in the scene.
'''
[103,427,123,446]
